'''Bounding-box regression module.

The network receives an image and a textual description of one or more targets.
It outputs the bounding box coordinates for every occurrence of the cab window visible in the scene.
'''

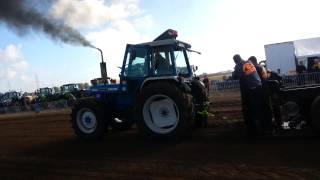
[152,47,174,75]
[124,47,149,77]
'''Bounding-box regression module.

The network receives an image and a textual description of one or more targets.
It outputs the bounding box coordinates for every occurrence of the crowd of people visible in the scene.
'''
[296,58,320,74]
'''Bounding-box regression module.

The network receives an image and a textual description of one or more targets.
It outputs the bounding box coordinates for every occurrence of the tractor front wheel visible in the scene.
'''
[71,99,106,140]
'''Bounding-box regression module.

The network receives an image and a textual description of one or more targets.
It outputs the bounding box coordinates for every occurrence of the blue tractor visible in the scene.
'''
[71,29,208,140]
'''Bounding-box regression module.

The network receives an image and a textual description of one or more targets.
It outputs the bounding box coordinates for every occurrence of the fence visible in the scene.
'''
[0,99,69,115]
[211,80,240,91]
[210,72,320,95]
[281,72,320,88]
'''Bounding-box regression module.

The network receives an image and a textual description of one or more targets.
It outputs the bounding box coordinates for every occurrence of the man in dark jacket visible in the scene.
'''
[296,61,307,85]
[248,56,267,81]
[296,61,307,74]
[232,54,265,136]
[248,56,273,133]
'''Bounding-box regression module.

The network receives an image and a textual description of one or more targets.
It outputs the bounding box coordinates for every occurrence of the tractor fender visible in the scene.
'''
[74,96,112,110]
[73,97,98,107]
[73,96,116,121]
[140,77,191,93]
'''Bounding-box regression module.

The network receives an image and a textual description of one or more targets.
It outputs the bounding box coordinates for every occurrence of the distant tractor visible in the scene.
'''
[61,83,78,94]
[37,87,54,96]
[36,87,56,102]
[0,91,22,107]
[60,83,82,98]
[71,29,208,140]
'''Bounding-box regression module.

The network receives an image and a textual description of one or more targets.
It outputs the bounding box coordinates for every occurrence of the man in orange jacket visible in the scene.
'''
[232,54,265,137]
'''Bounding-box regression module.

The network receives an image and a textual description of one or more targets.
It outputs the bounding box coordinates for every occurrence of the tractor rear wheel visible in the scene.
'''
[311,96,320,133]
[190,79,209,128]
[137,81,194,140]
[71,98,106,140]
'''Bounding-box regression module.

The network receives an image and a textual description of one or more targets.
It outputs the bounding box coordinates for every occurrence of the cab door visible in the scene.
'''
[120,45,151,94]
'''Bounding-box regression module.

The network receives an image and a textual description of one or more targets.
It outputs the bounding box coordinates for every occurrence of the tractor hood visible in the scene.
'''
[89,84,121,93]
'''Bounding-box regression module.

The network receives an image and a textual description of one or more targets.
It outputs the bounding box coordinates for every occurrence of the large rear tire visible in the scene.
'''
[311,96,320,133]
[71,98,107,140]
[190,79,209,128]
[137,81,194,140]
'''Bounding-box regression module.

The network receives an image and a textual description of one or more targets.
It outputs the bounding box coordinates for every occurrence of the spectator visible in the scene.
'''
[312,59,320,83]
[248,56,267,81]
[296,61,307,85]
[296,61,307,74]
[202,74,210,95]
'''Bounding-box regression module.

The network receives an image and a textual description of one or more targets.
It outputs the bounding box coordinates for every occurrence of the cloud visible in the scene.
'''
[186,0,320,75]
[50,0,141,29]
[0,44,33,92]
[70,0,154,78]
[7,70,17,79]
[0,44,28,79]
[20,74,32,81]
[86,19,151,78]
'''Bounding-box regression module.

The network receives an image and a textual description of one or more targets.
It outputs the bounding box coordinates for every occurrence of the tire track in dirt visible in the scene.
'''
[0,98,320,179]
[0,156,319,179]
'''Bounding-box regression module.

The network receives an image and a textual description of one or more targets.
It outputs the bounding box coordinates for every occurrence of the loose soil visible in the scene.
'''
[0,91,319,179]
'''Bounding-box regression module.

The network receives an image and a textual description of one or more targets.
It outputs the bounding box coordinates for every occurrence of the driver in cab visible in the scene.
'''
[154,52,171,75]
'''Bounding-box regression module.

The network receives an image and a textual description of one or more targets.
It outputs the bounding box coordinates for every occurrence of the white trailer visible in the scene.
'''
[265,41,296,75]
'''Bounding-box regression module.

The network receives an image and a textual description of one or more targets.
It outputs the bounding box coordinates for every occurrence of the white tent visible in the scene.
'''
[294,37,320,58]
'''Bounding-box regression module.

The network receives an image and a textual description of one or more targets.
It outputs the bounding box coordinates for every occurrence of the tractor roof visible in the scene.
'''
[136,29,191,49]
[138,39,191,49]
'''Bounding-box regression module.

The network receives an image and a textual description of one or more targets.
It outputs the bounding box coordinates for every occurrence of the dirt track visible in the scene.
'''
[0,93,320,179]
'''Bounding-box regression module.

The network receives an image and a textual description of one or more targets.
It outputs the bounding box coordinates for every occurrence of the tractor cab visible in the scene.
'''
[119,29,194,94]
[37,87,54,97]
[61,84,79,93]
[121,29,193,79]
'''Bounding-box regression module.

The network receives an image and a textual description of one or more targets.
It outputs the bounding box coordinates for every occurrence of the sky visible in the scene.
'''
[1,0,320,92]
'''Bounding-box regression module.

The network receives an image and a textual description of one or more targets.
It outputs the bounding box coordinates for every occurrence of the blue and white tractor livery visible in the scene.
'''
[71,29,208,140]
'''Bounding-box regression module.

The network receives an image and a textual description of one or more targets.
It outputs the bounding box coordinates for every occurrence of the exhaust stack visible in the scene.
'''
[95,48,108,83]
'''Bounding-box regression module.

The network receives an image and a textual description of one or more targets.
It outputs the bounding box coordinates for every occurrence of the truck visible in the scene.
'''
[265,78,320,134]
[71,29,208,140]
[258,38,320,135]
[265,37,320,75]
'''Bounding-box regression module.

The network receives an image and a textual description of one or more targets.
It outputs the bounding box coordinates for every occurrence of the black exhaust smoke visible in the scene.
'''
[0,0,95,48]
